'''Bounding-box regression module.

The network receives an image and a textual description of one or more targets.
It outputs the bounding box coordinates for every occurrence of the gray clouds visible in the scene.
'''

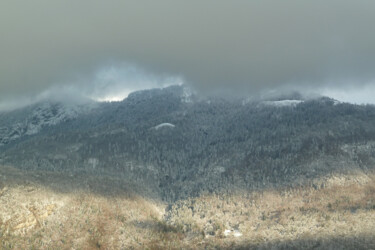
[0,63,182,111]
[1,0,375,105]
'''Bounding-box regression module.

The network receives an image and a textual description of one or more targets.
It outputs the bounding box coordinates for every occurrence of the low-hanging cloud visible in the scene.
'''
[87,64,183,102]
[0,63,183,111]
[1,0,375,106]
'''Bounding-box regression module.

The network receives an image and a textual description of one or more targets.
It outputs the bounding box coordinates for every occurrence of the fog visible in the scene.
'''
[1,0,375,109]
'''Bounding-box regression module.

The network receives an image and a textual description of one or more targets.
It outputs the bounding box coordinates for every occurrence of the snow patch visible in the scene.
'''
[262,100,304,107]
[223,230,232,236]
[87,158,99,169]
[181,86,193,103]
[233,231,243,237]
[0,102,90,147]
[214,166,226,174]
[224,229,242,237]
[153,123,176,130]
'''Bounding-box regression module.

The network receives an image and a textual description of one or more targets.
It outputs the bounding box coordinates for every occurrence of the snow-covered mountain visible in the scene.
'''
[0,101,93,147]
[261,99,304,107]
[1,85,375,201]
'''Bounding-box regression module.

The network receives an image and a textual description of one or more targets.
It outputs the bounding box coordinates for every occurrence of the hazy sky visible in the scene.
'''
[1,0,375,109]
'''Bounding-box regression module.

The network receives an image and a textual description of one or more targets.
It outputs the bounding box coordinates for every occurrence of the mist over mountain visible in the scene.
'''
[1,85,375,202]
[2,1,375,106]
[2,1,375,248]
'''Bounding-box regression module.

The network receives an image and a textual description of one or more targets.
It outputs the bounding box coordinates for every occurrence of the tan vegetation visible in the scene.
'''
[0,165,375,249]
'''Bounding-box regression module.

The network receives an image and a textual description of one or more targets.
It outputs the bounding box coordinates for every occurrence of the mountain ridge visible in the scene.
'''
[1,85,375,201]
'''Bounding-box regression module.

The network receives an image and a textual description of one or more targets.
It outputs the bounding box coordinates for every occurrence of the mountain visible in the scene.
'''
[1,85,375,249]
[0,101,94,147]
[1,85,375,201]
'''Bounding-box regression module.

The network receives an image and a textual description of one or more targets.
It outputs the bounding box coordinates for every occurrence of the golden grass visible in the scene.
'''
[0,165,375,249]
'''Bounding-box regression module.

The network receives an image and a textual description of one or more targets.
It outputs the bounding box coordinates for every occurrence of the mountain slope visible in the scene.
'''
[2,85,375,249]
[1,85,375,201]
[0,101,95,147]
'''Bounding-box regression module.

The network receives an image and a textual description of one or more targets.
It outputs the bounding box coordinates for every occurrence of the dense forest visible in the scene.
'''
[1,85,375,201]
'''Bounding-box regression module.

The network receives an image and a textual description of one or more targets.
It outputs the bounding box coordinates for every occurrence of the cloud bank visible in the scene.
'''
[0,64,182,111]
[1,0,375,107]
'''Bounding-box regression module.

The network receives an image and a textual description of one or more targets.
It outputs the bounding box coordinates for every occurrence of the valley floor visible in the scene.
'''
[0,166,375,249]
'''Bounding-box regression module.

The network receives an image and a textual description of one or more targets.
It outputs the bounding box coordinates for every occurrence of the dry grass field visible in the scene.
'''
[1,165,375,249]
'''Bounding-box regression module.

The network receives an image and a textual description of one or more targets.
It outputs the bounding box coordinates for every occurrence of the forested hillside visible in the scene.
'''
[1,85,375,201]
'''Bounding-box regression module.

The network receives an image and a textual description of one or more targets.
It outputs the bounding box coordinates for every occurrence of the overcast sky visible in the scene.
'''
[1,0,375,110]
